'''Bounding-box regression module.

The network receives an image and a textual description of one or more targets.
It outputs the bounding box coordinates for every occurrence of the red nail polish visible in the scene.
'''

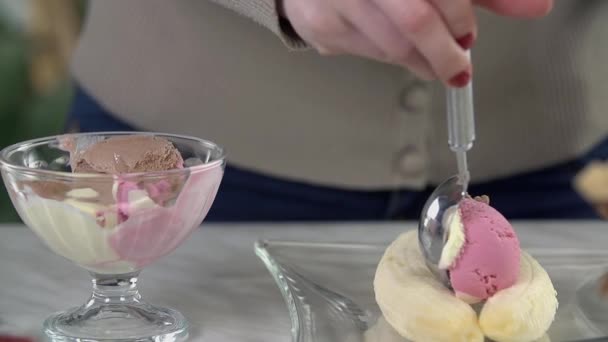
[449,71,471,88]
[456,33,474,50]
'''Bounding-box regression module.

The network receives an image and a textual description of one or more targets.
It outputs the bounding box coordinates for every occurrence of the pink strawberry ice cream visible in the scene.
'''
[108,166,222,269]
[439,197,520,303]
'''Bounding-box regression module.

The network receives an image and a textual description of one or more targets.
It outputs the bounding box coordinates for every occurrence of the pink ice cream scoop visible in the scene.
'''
[440,198,521,303]
[108,166,222,268]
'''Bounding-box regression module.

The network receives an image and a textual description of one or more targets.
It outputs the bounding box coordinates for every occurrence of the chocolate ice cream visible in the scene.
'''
[22,135,185,204]
[70,135,184,174]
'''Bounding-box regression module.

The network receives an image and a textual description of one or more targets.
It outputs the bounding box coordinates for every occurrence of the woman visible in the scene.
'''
[67,0,607,221]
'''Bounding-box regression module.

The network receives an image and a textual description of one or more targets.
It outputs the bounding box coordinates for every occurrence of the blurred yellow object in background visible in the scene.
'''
[575,161,608,219]
[27,0,81,95]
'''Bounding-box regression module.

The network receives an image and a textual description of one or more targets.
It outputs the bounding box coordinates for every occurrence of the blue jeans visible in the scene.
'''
[67,85,607,221]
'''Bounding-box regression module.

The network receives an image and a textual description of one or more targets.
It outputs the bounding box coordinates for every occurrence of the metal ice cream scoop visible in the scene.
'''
[418,52,476,286]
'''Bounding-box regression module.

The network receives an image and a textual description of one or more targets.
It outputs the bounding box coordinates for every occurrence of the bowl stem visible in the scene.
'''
[43,271,189,341]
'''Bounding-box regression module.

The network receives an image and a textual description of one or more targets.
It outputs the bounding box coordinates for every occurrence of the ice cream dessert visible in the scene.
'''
[9,134,223,274]
[374,196,558,342]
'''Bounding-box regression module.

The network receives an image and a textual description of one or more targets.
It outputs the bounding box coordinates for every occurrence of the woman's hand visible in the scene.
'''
[281,0,552,87]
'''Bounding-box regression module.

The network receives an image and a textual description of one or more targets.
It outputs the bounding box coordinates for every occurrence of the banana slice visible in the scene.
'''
[480,251,558,342]
[374,231,484,342]
[364,317,552,342]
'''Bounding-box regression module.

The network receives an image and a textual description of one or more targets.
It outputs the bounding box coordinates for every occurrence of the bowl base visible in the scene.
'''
[43,301,189,342]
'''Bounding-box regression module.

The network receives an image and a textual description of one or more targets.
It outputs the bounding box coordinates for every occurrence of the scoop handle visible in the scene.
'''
[447,52,475,152]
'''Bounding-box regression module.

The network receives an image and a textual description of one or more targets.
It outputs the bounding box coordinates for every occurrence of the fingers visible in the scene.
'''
[475,0,553,18]
[394,49,436,81]
[429,0,477,49]
[283,0,469,86]
[318,27,436,81]
[295,5,386,61]
[282,0,351,51]
[283,0,553,88]
[331,0,435,79]
[313,24,386,61]
[374,0,471,86]
[331,0,406,61]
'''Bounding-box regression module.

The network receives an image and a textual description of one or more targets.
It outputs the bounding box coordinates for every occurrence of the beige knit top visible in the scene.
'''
[71,0,607,190]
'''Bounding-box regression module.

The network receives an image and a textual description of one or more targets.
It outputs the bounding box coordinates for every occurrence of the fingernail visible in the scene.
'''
[456,33,474,50]
[449,70,471,87]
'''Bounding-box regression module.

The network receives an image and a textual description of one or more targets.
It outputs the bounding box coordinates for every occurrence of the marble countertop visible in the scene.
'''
[0,221,606,341]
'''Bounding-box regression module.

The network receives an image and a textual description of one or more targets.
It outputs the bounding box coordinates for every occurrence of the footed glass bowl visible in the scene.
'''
[256,240,608,342]
[0,132,225,342]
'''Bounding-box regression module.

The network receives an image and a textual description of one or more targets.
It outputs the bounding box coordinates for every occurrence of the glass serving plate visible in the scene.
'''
[255,240,608,342]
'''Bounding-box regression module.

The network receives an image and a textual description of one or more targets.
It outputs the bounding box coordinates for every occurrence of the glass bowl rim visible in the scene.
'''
[0,131,226,180]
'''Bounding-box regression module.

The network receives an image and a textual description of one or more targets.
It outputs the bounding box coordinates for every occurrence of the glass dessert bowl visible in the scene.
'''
[0,132,225,342]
